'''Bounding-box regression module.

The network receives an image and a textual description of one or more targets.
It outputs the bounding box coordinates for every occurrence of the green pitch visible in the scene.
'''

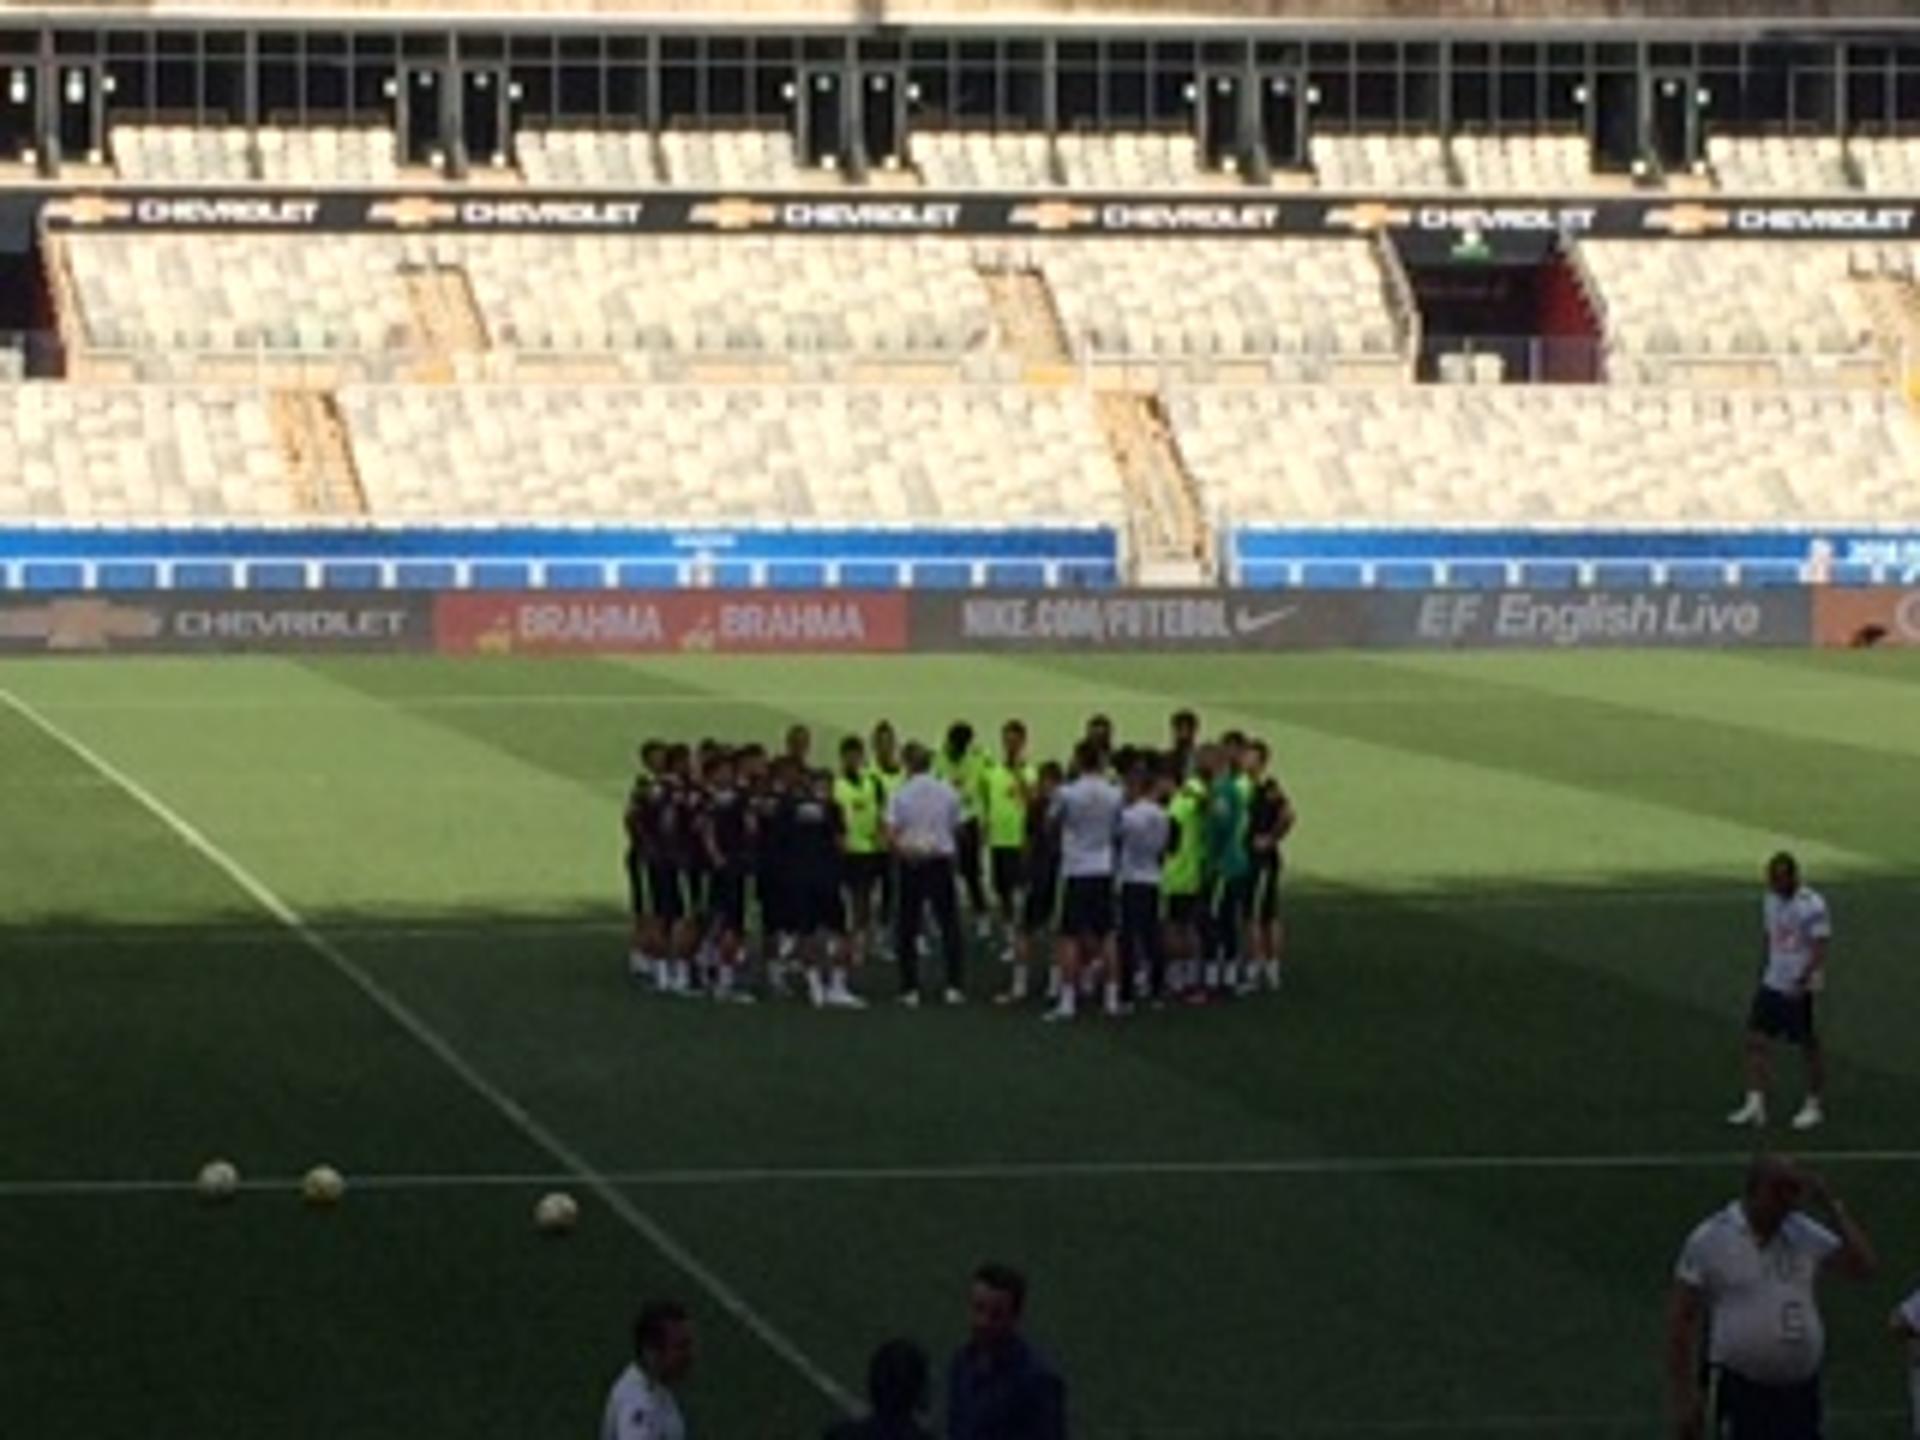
[4,650,1920,1438]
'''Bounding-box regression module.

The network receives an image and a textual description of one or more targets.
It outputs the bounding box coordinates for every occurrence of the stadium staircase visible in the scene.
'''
[977,263,1075,383]
[1853,271,1920,389]
[400,263,490,381]
[43,235,120,382]
[270,389,369,517]
[1095,391,1214,585]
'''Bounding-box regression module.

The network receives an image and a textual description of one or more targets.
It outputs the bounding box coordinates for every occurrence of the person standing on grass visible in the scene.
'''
[1168,708,1200,780]
[982,719,1037,970]
[1115,758,1171,1005]
[948,1264,1065,1440]
[937,721,992,928]
[1000,759,1063,1006]
[824,1339,936,1440]
[603,1300,695,1440]
[1045,741,1125,1024]
[1894,1284,1920,1437]
[869,720,906,937]
[1160,754,1210,1001]
[887,741,966,1006]
[1244,738,1296,994]
[1666,1153,1876,1440]
[836,735,889,982]
[1728,852,1833,1131]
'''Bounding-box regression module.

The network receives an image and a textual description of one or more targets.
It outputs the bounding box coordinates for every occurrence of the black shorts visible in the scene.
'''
[793,877,845,935]
[1748,987,1817,1046]
[991,847,1026,904]
[1060,875,1115,938]
[707,869,748,933]
[1165,891,1204,926]
[842,853,887,902]
[647,864,686,923]
[1710,1367,1821,1440]
[1252,860,1283,923]
[1119,882,1161,937]
[756,865,788,933]
[625,853,646,916]
[1022,868,1059,931]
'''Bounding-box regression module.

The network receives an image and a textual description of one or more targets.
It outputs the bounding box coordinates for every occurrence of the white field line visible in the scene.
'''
[6,1147,1920,1199]
[0,687,855,1415]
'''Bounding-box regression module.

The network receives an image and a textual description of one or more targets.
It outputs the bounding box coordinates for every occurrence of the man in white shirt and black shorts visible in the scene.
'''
[1666,1153,1876,1440]
[1729,852,1833,1131]
[1045,741,1124,1024]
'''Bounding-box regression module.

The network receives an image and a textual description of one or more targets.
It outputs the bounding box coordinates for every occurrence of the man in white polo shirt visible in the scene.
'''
[1666,1153,1876,1440]
[887,741,966,1006]
[1728,852,1833,1132]
[1893,1286,1920,1437]
[1044,740,1125,1024]
[602,1300,694,1440]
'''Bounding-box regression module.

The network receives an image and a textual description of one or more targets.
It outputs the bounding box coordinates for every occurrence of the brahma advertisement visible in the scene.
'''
[433,591,909,655]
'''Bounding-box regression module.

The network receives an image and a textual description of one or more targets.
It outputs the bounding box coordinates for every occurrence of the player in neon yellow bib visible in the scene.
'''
[981,719,1038,961]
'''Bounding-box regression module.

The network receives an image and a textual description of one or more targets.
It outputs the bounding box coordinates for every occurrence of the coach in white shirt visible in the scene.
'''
[1666,1154,1875,1440]
[1728,851,1833,1132]
[602,1301,694,1440]
[1893,1287,1920,1438]
[887,742,966,1005]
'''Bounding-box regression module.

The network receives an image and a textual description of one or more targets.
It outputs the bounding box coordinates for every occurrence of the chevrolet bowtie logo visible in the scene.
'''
[368,196,460,229]
[0,599,164,652]
[44,194,134,227]
[1644,203,1733,236]
[688,198,780,231]
[1007,201,1098,233]
[1324,202,1413,233]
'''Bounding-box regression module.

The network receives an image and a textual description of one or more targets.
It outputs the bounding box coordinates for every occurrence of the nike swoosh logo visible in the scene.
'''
[1233,605,1298,635]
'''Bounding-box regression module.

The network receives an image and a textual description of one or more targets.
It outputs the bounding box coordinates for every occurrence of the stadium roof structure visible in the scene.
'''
[10,0,1920,28]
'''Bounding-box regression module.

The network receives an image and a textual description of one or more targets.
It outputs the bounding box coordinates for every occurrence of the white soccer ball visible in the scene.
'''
[301,1165,346,1208]
[196,1159,240,1203]
[534,1191,580,1236]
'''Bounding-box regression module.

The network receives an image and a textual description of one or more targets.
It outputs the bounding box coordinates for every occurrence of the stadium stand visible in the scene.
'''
[110,126,256,184]
[515,129,660,187]
[658,129,815,187]
[1054,132,1221,189]
[1577,241,1885,382]
[911,132,1057,190]
[1307,132,1452,191]
[1705,134,1852,193]
[1849,135,1920,193]
[1448,133,1595,193]
[1174,387,1920,525]
[341,385,1122,526]
[1041,239,1405,364]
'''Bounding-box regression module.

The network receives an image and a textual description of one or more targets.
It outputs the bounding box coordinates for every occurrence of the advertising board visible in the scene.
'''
[433,591,909,655]
[0,593,431,654]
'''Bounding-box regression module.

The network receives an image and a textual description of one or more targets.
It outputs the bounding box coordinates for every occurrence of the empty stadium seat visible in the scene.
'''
[339,385,1125,525]
[1310,132,1451,191]
[1450,132,1592,192]
[0,386,293,520]
[516,129,661,186]
[658,129,811,187]
[1581,240,1878,367]
[1170,387,1920,525]
[255,126,399,184]
[1707,134,1851,192]
[1039,238,1402,359]
[111,125,255,183]
[1850,135,1920,192]
[913,131,1055,189]
[1054,132,1217,189]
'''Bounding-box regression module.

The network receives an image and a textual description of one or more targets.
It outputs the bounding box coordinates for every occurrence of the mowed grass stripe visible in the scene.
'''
[1371,649,1920,766]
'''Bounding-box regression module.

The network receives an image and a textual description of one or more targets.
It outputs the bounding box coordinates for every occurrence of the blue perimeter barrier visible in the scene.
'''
[0,526,1121,593]
[1231,529,1920,591]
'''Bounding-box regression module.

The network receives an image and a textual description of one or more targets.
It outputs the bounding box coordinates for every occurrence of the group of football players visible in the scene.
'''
[621,709,1295,1015]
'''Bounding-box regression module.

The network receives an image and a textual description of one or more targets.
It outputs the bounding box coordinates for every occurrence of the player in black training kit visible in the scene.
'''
[753,753,796,987]
[624,741,668,984]
[999,760,1063,1005]
[642,745,697,995]
[1244,738,1295,994]
[784,768,858,1008]
[699,749,756,1003]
